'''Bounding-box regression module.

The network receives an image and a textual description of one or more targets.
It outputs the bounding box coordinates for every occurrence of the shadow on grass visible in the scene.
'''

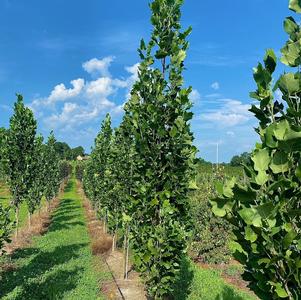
[63,181,73,193]
[215,286,246,300]
[173,257,194,300]
[0,243,87,298]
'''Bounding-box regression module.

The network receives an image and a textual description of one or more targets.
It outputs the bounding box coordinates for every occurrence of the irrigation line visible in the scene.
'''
[104,259,126,300]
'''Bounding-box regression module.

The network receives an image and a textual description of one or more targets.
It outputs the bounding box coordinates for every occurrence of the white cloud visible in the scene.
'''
[82,56,115,77]
[198,99,251,127]
[211,82,220,90]
[48,78,85,103]
[190,89,201,103]
[205,93,222,98]
[30,58,140,131]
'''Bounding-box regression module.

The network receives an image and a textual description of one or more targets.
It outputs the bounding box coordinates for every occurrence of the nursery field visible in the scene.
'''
[0,176,256,300]
[0,178,111,300]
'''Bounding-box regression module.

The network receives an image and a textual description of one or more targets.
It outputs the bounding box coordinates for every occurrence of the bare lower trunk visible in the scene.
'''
[15,206,19,238]
[124,226,129,279]
[28,211,32,229]
[112,235,115,252]
[123,232,127,278]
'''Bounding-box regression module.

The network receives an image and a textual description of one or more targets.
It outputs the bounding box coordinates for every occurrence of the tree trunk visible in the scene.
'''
[28,211,32,229]
[15,206,19,238]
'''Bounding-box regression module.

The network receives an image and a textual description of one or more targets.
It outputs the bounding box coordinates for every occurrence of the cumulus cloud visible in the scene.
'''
[198,99,251,127]
[82,56,115,77]
[211,81,220,90]
[30,57,139,131]
[190,89,201,103]
[48,79,85,103]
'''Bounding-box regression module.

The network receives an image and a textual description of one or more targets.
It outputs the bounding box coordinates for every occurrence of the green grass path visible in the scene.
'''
[0,178,110,300]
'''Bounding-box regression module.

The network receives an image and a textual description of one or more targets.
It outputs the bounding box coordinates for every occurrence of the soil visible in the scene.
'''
[78,181,146,300]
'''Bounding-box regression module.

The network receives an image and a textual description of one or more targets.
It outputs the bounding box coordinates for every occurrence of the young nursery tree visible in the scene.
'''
[44,132,60,208]
[27,136,45,226]
[86,113,112,222]
[6,95,37,235]
[124,0,196,298]
[211,1,301,299]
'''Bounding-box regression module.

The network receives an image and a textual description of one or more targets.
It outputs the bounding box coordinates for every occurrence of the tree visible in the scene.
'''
[84,114,112,220]
[211,2,301,298]
[54,142,72,160]
[44,132,60,208]
[71,146,85,160]
[230,152,251,167]
[6,95,37,234]
[27,136,45,226]
[124,0,196,297]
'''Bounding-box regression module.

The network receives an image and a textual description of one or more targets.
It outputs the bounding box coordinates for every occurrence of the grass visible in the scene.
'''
[174,258,256,300]
[0,178,111,300]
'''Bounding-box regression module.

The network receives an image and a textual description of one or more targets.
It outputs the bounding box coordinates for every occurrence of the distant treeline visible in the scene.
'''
[195,152,251,167]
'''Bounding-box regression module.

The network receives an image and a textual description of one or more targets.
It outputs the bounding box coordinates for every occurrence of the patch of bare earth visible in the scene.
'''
[77,181,146,300]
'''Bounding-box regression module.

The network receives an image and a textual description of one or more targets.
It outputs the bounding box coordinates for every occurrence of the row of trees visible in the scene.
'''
[212,1,301,299]
[0,95,69,249]
[82,0,196,298]
[82,1,301,299]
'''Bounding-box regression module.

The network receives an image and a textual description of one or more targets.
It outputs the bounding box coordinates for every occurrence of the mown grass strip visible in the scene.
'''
[0,178,110,300]
[174,259,257,300]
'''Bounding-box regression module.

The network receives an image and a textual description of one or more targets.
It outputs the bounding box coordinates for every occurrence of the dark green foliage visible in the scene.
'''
[230,152,251,167]
[27,136,46,215]
[0,204,14,253]
[54,142,72,160]
[7,95,37,208]
[75,162,85,181]
[71,146,85,159]
[211,2,301,298]
[54,142,85,160]
[123,0,196,297]
[58,160,72,181]
[44,132,60,203]
[83,114,112,213]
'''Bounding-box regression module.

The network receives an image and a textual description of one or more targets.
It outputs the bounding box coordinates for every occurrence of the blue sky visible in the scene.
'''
[0,0,292,162]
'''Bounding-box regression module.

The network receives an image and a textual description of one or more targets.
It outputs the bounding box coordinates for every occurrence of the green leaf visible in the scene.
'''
[273,282,289,298]
[277,73,301,94]
[211,198,233,218]
[289,0,301,13]
[264,49,277,73]
[255,170,269,185]
[283,230,297,249]
[273,120,290,140]
[252,148,270,172]
[188,180,198,190]
[245,226,258,243]
[270,151,289,174]
[284,17,299,35]
[239,207,262,227]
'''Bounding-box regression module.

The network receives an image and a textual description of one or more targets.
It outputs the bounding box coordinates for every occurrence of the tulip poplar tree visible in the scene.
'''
[84,113,112,226]
[44,132,60,207]
[27,135,45,226]
[124,0,196,298]
[6,95,37,234]
[211,1,301,299]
